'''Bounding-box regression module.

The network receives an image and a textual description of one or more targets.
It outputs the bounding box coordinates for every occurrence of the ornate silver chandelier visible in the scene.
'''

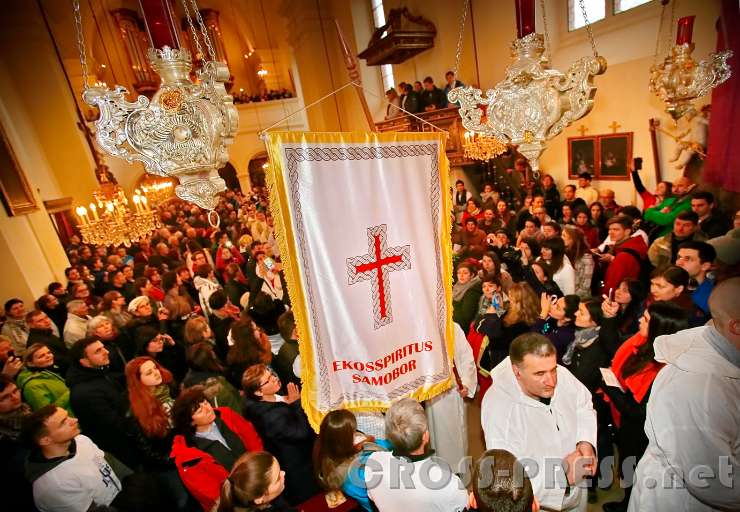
[447,0,606,176]
[649,13,732,120]
[72,0,238,212]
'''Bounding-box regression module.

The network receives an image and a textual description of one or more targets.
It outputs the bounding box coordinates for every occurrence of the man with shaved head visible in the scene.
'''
[643,175,697,237]
[629,277,740,511]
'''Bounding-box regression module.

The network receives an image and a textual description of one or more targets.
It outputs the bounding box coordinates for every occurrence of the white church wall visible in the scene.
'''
[541,0,720,206]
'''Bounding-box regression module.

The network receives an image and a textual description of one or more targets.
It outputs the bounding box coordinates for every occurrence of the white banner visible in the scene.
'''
[266,132,454,429]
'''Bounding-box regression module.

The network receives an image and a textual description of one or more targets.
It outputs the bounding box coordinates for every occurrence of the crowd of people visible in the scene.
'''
[232,88,295,105]
[0,161,738,512]
[384,71,464,119]
[452,168,739,511]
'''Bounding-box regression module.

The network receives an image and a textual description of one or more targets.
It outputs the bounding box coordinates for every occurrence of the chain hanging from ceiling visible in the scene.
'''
[448,0,606,178]
[71,0,238,213]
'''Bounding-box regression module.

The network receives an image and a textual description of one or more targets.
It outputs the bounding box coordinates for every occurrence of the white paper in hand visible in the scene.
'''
[600,367,625,392]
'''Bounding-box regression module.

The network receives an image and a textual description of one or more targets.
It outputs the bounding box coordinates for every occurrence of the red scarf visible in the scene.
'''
[607,333,664,427]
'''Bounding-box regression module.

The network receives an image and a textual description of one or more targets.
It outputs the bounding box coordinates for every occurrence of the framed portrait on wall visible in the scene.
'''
[568,136,597,178]
[597,132,633,180]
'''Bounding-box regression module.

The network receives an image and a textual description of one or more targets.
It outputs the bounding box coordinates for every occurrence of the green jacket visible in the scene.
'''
[16,367,73,414]
[644,195,693,236]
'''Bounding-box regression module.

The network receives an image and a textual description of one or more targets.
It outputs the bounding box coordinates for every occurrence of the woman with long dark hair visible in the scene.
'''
[562,225,594,298]
[495,199,516,234]
[533,293,580,362]
[613,278,647,337]
[225,317,273,388]
[539,237,575,295]
[589,201,608,241]
[527,259,563,298]
[564,299,608,392]
[600,300,687,512]
[314,410,392,511]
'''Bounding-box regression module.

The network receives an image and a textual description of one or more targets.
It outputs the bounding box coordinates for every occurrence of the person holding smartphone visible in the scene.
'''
[0,338,23,379]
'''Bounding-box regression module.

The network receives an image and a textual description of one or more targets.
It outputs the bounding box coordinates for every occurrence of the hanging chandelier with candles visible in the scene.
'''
[448,0,606,176]
[649,11,732,121]
[462,131,508,161]
[71,0,238,213]
[75,177,161,247]
[140,177,175,206]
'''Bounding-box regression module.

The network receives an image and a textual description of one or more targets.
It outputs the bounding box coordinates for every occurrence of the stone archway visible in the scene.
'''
[218,162,242,192]
[248,152,269,188]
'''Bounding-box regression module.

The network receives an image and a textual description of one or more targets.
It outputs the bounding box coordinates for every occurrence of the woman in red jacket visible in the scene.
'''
[600,300,687,512]
[170,385,263,511]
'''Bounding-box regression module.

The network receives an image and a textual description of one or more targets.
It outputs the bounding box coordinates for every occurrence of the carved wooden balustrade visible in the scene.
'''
[375,107,473,166]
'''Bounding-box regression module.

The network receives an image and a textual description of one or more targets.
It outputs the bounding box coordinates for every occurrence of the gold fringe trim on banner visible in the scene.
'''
[264,131,454,431]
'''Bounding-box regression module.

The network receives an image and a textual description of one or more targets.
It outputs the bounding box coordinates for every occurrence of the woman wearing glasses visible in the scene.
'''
[241,364,319,505]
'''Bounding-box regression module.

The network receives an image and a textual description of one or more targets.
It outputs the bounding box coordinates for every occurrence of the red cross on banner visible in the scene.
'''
[346,224,411,329]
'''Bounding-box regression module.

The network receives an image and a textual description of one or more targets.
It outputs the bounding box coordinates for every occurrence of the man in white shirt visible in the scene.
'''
[628,278,740,511]
[365,397,468,512]
[22,405,123,512]
[575,172,599,205]
[481,333,597,511]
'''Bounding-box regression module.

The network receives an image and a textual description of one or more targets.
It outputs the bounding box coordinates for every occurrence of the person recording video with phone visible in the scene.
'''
[216,234,245,282]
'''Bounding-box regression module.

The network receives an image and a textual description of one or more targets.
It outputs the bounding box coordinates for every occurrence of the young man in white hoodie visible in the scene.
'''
[481,333,597,511]
[22,405,123,512]
[628,277,740,511]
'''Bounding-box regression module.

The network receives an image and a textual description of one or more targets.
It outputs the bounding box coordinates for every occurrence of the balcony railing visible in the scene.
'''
[375,107,473,166]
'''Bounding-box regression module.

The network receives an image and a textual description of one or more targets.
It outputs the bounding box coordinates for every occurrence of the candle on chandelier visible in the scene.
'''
[77,206,88,225]
[676,16,695,45]
[89,203,99,221]
[515,0,536,39]
[133,194,142,212]
[141,196,150,211]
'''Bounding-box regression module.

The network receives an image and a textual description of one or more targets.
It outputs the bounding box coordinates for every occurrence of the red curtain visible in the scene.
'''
[52,210,75,247]
[703,0,739,192]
